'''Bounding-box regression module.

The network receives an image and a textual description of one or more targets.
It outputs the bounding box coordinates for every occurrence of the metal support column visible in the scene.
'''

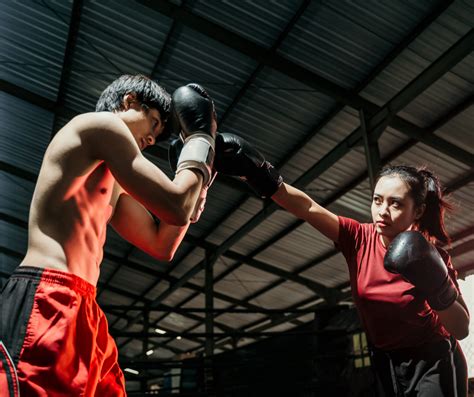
[205,250,214,356]
[359,108,381,191]
[141,308,150,392]
[204,250,215,395]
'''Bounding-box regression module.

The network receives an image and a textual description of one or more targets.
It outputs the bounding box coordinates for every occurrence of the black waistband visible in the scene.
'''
[371,335,456,362]
[11,266,96,297]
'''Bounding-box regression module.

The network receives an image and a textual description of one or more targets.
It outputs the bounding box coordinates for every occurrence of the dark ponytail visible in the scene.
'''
[376,165,452,244]
[416,169,452,244]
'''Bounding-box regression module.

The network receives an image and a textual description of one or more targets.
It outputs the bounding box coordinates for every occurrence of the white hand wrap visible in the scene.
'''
[176,133,215,186]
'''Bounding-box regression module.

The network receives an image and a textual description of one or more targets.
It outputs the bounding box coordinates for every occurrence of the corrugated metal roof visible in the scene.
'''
[0,221,27,256]
[437,104,474,151]
[191,0,301,48]
[0,92,53,173]
[0,1,72,100]
[1,253,20,277]
[300,254,349,288]
[279,0,441,89]
[0,172,35,221]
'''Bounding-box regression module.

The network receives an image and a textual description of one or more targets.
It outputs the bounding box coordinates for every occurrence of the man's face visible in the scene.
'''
[121,95,165,151]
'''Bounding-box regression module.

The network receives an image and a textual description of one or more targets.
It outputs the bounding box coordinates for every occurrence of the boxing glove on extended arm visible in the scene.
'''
[170,84,217,185]
[214,133,283,198]
[384,231,458,311]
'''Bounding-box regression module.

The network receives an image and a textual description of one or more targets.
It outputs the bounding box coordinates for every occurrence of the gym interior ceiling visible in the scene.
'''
[1,0,473,384]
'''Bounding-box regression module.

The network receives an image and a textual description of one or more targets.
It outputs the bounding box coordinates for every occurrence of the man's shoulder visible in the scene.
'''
[69,111,123,130]
[62,112,131,148]
[47,112,129,167]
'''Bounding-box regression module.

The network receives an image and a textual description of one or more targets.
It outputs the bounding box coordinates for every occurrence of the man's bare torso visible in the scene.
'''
[20,114,118,285]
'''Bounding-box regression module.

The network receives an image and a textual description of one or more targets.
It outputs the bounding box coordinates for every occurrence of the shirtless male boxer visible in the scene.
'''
[0,75,217,396]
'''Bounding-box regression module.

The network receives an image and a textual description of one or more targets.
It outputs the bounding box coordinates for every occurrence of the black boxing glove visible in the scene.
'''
[384,231,459,311]
[169,138,215,223]
[214,133,283,198]
[168,137,183,174]
[170,84,217,185]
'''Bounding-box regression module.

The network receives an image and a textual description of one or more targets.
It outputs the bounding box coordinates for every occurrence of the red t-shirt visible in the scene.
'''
[337,216,459,351]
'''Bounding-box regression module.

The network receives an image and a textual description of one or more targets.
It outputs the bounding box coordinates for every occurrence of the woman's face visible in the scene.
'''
[371,175,424,246]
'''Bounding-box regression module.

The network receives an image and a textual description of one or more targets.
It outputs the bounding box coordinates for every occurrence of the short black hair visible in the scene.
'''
[95,74,172,141]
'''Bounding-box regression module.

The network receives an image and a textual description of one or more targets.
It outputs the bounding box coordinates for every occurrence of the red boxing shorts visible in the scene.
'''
[0,266,126,396]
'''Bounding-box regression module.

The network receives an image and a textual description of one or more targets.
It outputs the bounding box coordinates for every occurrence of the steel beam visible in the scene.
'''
[101,305,333,314]
[379,29,474,128]
[204,250,214,357]
[359,108,381,191]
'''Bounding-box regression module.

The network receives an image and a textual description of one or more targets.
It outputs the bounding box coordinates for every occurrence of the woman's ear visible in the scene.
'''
[415,203,426,220]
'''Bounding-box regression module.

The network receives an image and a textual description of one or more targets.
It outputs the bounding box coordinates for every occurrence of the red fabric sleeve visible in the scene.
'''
[337,216,365,272]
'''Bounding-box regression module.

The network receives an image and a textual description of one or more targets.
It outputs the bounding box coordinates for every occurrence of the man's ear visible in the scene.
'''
[122,92,138,109]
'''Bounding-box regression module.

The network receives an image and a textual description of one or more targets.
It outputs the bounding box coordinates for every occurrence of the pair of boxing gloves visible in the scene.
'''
[169,84,458,312]
[168,83,283,222]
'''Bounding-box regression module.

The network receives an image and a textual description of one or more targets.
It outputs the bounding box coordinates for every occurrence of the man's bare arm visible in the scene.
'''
[78,112,202,225]
[110,191,189,261]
